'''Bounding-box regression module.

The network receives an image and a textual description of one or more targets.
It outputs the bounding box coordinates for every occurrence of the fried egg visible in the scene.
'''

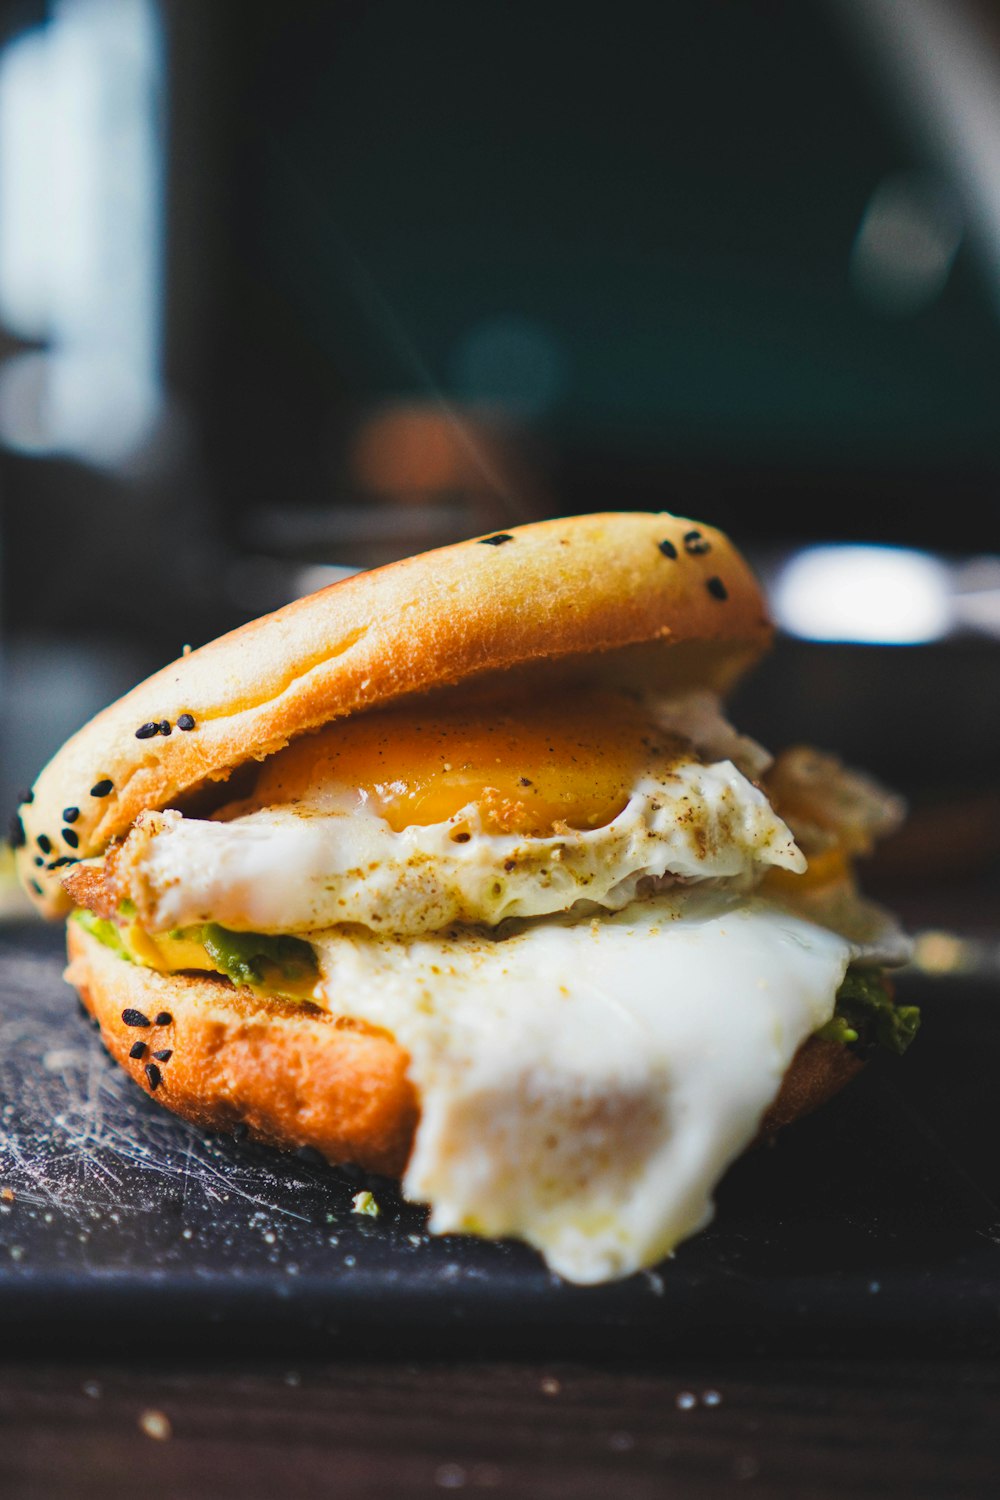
[111,689,806,936]
[310,887,868,1283]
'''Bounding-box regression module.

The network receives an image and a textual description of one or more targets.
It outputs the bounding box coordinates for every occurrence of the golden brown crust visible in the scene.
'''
[66,922,860,1180]
[19,512,771,916]
[66,921,419,1177]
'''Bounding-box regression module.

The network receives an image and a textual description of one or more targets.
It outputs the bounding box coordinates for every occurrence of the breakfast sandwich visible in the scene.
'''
[12,512,918,1283]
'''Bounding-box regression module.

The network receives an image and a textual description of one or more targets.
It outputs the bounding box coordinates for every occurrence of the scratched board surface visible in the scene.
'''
[2,919,999,1358]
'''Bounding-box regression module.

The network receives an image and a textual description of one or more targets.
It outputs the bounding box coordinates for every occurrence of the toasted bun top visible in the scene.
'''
[16,511,772,917]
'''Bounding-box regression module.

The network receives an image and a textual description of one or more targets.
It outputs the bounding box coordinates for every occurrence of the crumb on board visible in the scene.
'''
[138,1409,172,1441]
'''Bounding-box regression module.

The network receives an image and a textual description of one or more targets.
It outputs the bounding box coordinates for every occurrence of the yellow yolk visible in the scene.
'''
[233,692,671,836]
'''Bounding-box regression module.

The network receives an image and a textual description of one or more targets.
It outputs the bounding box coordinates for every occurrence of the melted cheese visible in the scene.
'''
[311,890,854,1284]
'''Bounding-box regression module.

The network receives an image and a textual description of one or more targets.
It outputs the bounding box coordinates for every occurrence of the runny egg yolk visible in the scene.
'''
[234,691,673,837]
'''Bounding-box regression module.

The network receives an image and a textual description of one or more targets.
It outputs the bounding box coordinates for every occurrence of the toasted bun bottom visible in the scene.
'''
[65,921,418,1177]
[65,922,864,1183]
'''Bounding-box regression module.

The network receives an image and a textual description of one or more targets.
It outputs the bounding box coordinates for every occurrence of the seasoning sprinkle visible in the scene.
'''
[159,720,172,736]
[684,530,711,555]
[29,880,42,896]
[177,714,196,731]
[129,1041,147,1060]
[47,856,72,870]
[37,834,52,855]
[8,815,26,849]
[152,1048,173,1063]
[90,779,114,798]
[62,827,79,848]
[62,807,80,824]
[122,1008,151,1028]
[144,1062,162,1092]
[658,538,678,559]
[154,1011,173,1026]
[706,576,728,601]
[478,534,514,546]
[135,722,160,740]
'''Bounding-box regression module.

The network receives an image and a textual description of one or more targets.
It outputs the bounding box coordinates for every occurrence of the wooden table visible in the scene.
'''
[4,1354,1000,1498]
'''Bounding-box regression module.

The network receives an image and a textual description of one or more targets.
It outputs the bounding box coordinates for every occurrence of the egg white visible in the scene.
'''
[310,887,869,1283]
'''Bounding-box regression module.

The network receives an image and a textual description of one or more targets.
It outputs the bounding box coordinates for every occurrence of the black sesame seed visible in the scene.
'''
[29,880,42,896]
[62,806,79,824]
[706,576,728,601]
[135,722,159,739]
[8,813,26,850]
[177,713,196,731]
[684,530,712,556]
[658,538,678,560]
[152,1049,172,1063]
[61,827,79,848]
[34,856,44,867]
[478,534,514,546]
[122,1008,151,1028]
[144,1062,162,1091]
[18,788,34,806]
[129,1041,147,1060]
[159,720,172,736]
[154,1011,173,1026]
[37,834,52,854]
[47,856,72,870]
[90,779,113,798]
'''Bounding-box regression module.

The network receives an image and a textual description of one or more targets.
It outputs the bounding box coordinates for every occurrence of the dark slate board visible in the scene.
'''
[2,919,999,1359]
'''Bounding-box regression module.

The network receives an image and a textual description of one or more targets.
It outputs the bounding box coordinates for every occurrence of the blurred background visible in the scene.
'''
[2,0,1000,925]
